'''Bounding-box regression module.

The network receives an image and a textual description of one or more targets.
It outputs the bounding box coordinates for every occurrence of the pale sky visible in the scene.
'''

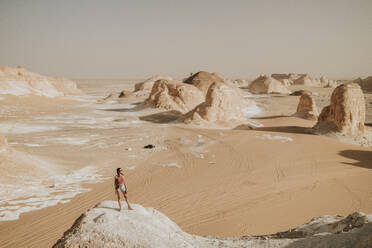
[0,0,371,79]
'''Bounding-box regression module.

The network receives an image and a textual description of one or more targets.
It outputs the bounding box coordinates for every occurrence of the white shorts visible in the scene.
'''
[118,184,126,192]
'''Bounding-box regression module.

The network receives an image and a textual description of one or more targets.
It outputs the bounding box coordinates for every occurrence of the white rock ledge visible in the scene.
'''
[53,201,372,248]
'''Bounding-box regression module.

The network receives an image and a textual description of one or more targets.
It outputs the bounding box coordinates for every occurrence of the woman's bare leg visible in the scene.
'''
[122,191,132,210]
[116,190,122,210]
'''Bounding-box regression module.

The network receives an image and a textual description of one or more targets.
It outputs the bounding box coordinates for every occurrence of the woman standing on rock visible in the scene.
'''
[114,168,132,210]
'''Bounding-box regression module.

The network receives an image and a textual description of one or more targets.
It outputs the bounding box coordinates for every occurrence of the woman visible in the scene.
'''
[114,168,132,210]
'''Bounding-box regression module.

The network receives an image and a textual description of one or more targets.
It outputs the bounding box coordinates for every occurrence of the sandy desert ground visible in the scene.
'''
[0,77,372,247]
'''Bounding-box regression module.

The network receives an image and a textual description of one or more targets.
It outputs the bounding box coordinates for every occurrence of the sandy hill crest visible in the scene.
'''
[0,66,82,97]
[53,201,372,248]
[145,79,204,113]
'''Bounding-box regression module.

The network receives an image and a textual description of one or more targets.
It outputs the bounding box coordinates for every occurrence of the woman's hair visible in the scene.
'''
[116,168,121,175]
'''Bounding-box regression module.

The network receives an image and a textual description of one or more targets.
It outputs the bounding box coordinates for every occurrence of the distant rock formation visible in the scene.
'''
[134,75,172,92]
[314,83,365,136]
[320,76,338,88]
[293,75,320,87]
[279,79,292,87]
[183,71,226,94]
[118,90,134,98]
[294,92,318,120]
[181,82,244,126]
[248,75,291,94]
[233,79,247,86]
[355,76,372,92]
[271,73,305,82]
[145,79,204,113]
[0,66,82,97]
[53,200,372,248]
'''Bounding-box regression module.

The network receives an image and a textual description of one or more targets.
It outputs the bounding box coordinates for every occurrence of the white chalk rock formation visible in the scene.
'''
[314,83,365,136]
[134,75,172,92]
[183,71,226,94]
[320,76,338,88]
[181,82,246,126]
[233,79,247,86]
[280,79,292,87]
[145,79,205,113]
[53,201,372,248]
[294,92,318,120]
[293,75,320,87]
[248,75,291,94]
[0,66,82,97]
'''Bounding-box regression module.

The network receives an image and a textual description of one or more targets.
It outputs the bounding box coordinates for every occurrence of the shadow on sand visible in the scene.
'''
[338,150,372,169]
[99,103,147,113]
[234,124,315,135]
[139,110,182,123]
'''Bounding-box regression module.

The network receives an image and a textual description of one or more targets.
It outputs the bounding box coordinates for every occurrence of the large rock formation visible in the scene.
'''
[294,92,318,120]
[53,201,372,248]
[145,79,204,113]
[183,71,226,94]
[181,82,244,126]
[0,66,82,97]
[248,75,291,94]
[134,75,172,92]
[293,75,320,87]
[314,83,365,136]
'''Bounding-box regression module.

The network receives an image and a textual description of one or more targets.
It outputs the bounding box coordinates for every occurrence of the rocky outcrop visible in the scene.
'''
[53,200,372,248]
[271,73,305,81]
[248,75,291,94]
[320,76,338,88]
[134,75,172,92]
[355,76,372,92]
[118,90,134,98]
[314,83,365,136]
[293,75,320,87]
[183,71,226,94]
[181,82,244,126]
[294,92,318,120]
[145,79,204,113]
[280,79,292,87]
[233,79,247,86]
[0,66,82,97]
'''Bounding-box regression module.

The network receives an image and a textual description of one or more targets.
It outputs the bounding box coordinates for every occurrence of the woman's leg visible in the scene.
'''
[121,191,132,210]
[116,190,122,210]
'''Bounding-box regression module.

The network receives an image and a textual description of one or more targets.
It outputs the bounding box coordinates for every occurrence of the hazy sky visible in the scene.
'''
[0,0,371,79]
